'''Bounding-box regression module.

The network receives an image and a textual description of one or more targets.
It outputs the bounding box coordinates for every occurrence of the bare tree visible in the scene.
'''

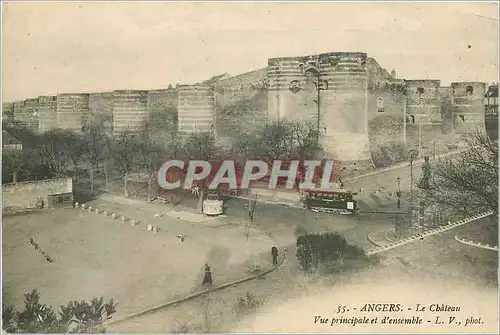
[137,120,166,201]
[290,120,322,160]
[38,129,73,178]
[60,130,86,179]
[83,123,111,196]
[112,129,141,197]
[422,132,498,215]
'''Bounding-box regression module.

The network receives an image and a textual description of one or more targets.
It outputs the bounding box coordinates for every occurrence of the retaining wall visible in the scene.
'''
[2,178,73,211]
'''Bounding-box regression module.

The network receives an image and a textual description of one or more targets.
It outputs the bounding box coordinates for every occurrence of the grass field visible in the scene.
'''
[2,206,275,319]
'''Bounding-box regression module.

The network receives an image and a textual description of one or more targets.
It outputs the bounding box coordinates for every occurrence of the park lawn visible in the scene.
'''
[2,208,273,319]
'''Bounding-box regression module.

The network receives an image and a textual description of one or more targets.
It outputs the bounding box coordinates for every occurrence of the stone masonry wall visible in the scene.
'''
[2,178,73,211]
[214,68,268,147]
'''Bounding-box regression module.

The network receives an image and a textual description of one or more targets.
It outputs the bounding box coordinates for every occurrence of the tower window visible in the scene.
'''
[417,87,425,94]
[407,115,415,124]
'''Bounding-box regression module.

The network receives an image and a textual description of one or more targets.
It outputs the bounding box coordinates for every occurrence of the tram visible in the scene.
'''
[301,188,359,215]
[202,189,224,216]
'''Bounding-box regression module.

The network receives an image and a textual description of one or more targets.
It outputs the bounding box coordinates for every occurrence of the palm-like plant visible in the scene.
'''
[3,289,117,334]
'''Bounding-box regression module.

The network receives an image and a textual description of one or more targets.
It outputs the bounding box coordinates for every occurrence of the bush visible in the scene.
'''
[296,232,368,274]
[233,292,262,320]
[371,141,408,168]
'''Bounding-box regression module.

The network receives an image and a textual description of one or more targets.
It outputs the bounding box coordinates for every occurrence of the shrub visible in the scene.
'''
[233,292,262,320]
[296,232,368,274]
[2,289,117,333]
[371,141,408,168]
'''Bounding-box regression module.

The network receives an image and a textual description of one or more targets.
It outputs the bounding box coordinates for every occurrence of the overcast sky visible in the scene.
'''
[2,1,499,102]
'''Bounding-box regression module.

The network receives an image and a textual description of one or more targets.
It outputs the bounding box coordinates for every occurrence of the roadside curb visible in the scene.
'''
[454,235,499,251]
[343,149,464,182]
[228,194,303,209]
[365,210,494,256]
[366,232,384,247]
[104,253,287,327]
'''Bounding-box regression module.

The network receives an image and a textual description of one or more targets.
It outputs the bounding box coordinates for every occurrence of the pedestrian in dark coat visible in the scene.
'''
[202,264,213,285]
[271,246,278,265]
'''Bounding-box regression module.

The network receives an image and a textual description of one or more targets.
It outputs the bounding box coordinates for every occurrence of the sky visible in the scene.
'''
[2,1,499,102]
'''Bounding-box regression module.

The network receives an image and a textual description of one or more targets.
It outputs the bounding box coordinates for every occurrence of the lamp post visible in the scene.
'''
[433,140,436,162]
[408,149,415,209]
[396,176,401,209]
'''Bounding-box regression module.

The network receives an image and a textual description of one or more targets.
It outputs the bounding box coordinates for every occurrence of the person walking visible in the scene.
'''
[271,246,278,265]
[202,264,213,286]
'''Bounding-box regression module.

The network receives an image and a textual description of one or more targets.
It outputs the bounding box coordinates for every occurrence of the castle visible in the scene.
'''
[2,51,494,166]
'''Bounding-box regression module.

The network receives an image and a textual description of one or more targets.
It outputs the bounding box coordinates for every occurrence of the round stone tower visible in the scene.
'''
[267,56,320,122]
[317,52,372,162]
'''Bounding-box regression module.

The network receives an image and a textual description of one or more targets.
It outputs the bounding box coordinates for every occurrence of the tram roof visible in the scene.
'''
[303,188,356,194]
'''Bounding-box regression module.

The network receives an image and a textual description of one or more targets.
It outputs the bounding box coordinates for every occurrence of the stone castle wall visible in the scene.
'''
[214,68,268,146]
[367,89,407,165]
[4,51,493,164]
[89,92,114,135]
[177,85,215,137]
[38,96,57,133]
[405,80,444,155]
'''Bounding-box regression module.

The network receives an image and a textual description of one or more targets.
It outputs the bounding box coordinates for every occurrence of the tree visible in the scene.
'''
[2,122,38,147]
[2,289,117,334]
[417,156,432,190]
[2,304,17,333]
[182,132,221,211]
[2,150,24,183]
[36,129,86,179]
[60,131,86,179]
[296,232,367,274]
[182,132,220,161]
[83,123,112,196]
[422,132,498,214]
[290,120,322,160]
[137,120,166,201]
[38,129,73,178]
[112,129,141,197]
[253,119,294,161]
